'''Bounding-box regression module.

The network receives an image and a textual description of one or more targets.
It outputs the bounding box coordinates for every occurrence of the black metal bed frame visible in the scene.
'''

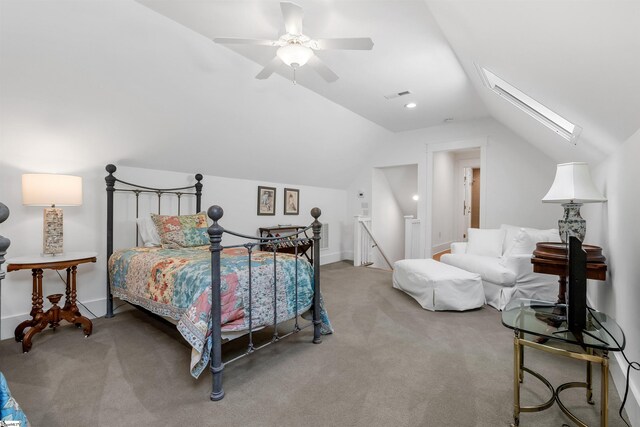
[105,164,323,401]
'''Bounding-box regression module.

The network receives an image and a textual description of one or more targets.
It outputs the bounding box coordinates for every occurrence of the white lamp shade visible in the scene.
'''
[22,174,83,206]
[542,162,606,204]
[277,44,314,67]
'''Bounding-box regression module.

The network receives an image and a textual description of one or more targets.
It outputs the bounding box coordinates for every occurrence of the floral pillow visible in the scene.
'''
[151,212,209,249]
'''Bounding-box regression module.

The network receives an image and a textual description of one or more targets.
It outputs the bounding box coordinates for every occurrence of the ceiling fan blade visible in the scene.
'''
[281,2,303,35]
[313,38,374,50]
[214,38,278,46]
[255,56,283,80]
[307,55,338,83]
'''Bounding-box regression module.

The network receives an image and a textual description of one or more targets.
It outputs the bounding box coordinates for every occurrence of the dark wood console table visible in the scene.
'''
[259,226,313,262]
[531,242,607,304]
[8,252,96,352]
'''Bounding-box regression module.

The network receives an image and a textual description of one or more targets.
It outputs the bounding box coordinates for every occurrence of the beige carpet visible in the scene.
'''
[0,262,628,426]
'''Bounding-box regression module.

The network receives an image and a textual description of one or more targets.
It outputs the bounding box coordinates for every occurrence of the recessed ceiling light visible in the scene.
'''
[412,195,419,201]
[405,102,417,109]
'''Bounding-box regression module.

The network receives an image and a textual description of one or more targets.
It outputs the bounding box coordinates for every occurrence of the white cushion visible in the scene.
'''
[503,228,560,257]
[466,228,505,258]
[137,216,161,247]
[500,224,523,255]
[392,259,485,311]
[440,253,517,286]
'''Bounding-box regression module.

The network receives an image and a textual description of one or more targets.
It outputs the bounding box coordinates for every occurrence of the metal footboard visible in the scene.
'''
[207,205,323,401]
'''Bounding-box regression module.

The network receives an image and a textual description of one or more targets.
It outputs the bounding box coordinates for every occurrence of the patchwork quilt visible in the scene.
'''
[109,246,332,377]
[0,372,29,427]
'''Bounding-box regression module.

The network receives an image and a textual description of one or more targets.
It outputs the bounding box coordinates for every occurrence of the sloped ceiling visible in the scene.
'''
[136,0,488,132]
[425,0,640,164]
[0,0,392,188]
[3,0,636,190]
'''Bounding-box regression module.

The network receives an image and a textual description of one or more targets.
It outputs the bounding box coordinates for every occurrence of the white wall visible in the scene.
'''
[0,164,347,340]
[347,117,559,258]
[371,168,405,268]
[431,151,456,253]
[583,128,640,425]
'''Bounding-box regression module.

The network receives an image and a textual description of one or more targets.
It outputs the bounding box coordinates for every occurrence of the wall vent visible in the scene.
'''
[384,90,411,100]
[320,223,329,250]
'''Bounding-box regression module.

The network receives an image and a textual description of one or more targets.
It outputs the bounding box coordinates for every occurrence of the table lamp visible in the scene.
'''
[22,174,82,255]
[542,162,606,242]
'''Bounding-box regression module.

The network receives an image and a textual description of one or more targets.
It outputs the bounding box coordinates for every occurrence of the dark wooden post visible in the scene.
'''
[195,174,203,212]
[311,207,322,344]
[0,203,10,337]
[105,164,116,318]
[207,205,225,401]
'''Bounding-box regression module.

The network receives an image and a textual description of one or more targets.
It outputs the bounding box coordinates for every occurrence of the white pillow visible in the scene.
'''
[137,216,161,247]
[466,228,506,258]
[503,228,560,257]
[500,224,522,255]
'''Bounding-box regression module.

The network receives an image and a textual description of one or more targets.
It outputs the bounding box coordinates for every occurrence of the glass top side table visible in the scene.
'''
[501,298,625,427]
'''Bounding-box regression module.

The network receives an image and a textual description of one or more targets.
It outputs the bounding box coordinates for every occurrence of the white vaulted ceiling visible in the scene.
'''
[426,0,640,163]
[2,0,639,189]
[136,0,489,132]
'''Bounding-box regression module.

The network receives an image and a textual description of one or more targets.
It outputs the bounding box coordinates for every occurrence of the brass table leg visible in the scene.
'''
[586,348,594,405]
[513,330,521,427]
[601,351,609,427]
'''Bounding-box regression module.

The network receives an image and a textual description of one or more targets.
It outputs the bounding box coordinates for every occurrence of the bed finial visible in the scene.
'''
[208,205,224,222]
[311,207,321,219]
[106,164,117,174]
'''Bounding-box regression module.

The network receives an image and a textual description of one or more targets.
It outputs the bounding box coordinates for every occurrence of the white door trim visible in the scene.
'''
[425,138,487,258]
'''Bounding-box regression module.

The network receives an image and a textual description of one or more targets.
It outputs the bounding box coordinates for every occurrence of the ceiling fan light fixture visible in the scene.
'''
[277,44,314,68]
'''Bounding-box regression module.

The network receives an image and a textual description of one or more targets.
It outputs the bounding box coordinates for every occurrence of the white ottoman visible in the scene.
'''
[392,259,485,311]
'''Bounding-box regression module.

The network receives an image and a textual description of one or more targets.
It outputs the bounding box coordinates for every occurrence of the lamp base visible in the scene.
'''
[43,207,63,255]
[558,203,585,243]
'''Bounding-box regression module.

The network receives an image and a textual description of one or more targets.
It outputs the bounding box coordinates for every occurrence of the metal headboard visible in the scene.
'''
[104,164,203,317]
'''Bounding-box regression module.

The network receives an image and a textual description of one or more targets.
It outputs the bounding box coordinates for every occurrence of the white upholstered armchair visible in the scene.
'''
[440,225,560,310]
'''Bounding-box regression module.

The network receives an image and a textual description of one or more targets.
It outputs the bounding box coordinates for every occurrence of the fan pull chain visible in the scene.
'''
[293,67,297,85]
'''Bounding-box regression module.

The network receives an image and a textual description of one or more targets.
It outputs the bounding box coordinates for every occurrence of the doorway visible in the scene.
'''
[460,166,481,238]
[455,151,481,241]
[426,140,486,257]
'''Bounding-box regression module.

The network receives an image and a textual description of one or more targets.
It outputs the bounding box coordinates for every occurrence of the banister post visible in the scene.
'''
[311,207,322,344]
[208,205,225,401]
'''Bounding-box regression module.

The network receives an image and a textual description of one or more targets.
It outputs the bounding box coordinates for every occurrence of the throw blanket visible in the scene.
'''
[109,246,332,377]
[0,372,29,426]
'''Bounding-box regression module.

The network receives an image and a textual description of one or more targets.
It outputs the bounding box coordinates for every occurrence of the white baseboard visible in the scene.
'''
[320,251,348,265]
[610,351,640,426]
[1,297,107,341]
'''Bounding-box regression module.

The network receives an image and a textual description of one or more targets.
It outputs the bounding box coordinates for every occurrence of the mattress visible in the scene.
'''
[109,246,332,377]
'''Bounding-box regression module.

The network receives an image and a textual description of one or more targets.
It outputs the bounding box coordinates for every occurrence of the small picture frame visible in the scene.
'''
[284,188,299,215]
[257,186,276,216]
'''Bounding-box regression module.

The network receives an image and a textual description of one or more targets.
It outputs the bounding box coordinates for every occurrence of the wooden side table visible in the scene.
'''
[531,242,607,304]
[7,252,96,352]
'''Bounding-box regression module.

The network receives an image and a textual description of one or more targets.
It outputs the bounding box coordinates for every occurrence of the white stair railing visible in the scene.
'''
[353,216,393,270]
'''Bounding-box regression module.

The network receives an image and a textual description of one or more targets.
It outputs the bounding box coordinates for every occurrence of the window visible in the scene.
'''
[476,64,581,144]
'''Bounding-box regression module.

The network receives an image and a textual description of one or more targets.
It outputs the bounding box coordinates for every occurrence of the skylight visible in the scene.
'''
[476,65,581,144]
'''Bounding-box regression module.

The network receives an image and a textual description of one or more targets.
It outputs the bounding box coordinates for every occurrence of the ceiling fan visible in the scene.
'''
[213,2,374,83]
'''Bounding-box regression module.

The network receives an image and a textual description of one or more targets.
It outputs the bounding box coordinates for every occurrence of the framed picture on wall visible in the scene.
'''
[284,188,299,215]
[257,186,276,215]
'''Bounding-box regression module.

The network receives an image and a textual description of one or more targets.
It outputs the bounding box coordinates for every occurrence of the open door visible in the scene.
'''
[471,168,480,228]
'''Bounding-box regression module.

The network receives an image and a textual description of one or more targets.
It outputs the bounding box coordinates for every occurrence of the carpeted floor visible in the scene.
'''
[0,261,628,426]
